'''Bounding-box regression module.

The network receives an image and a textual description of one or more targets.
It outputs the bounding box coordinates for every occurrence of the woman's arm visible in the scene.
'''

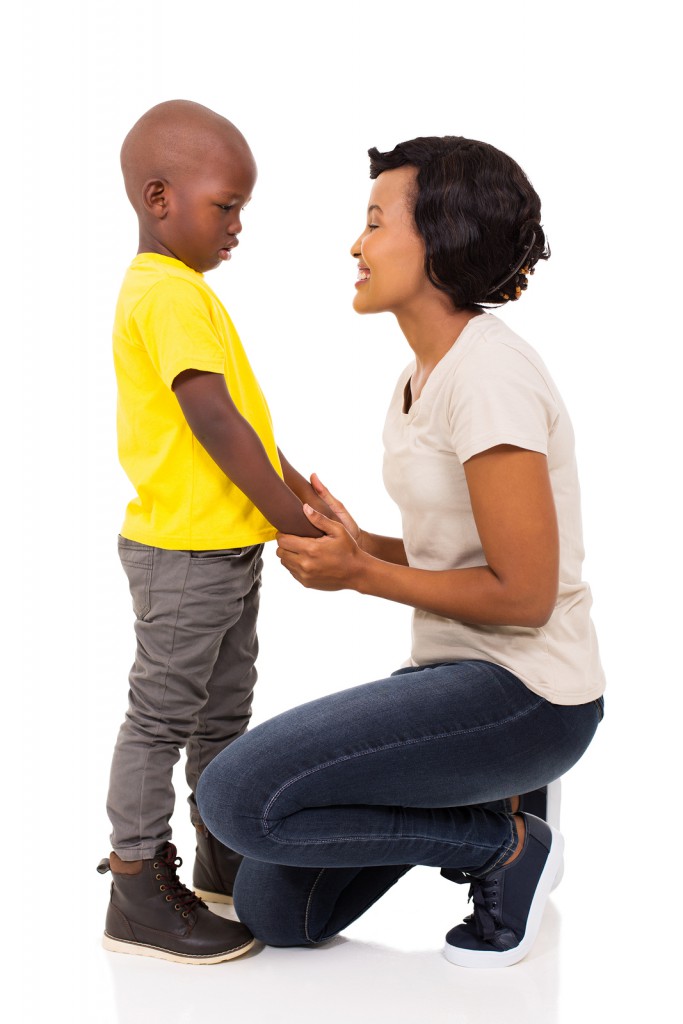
[276,446,559,627]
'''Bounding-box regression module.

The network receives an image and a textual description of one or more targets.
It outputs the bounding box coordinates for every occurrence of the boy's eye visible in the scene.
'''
[218,204,235,212]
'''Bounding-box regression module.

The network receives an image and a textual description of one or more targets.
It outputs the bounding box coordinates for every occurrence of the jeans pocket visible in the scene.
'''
[251,544,264,584]
[118,537,154,620]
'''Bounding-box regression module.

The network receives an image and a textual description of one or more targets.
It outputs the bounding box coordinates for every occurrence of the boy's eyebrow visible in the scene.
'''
[214,190,253,206]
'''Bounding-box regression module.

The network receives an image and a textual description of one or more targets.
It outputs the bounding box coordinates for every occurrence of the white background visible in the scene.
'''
[5,1,680,1021]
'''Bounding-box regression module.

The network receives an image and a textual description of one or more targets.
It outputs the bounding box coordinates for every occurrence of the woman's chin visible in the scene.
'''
[352,290,376,315]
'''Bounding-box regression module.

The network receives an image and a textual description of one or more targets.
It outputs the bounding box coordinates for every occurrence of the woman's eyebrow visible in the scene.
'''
[368,204,383,215]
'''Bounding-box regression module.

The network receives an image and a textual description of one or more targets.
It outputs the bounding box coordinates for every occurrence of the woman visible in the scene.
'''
[196,136,605,968]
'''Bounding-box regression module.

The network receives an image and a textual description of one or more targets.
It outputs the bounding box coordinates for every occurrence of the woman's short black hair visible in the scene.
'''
[368,136,550,309]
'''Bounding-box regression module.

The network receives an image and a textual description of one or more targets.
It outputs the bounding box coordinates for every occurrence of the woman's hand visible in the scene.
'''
[311,473,408,565]
[276,503,368,591]
[309,474,363,545]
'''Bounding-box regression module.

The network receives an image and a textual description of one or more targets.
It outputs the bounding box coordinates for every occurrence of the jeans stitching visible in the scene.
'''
[481,815,517,874]
[261,697,545,835]
[304,868,327,942]
[268,831,503,852]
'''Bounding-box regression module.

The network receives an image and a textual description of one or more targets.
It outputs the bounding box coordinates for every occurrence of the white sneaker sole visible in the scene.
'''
[443,825,564,969]
[102,932,254,964]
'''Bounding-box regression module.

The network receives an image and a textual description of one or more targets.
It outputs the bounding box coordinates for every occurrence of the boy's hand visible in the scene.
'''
[276,505,368,592]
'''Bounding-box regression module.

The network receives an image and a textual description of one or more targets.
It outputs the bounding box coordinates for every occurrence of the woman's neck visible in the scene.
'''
[395,301,483,397]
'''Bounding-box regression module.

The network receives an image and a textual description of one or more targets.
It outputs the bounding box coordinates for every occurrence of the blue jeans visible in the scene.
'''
[196,660,603,946]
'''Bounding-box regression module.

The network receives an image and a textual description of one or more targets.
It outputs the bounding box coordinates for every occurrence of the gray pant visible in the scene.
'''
[108,537,264,860]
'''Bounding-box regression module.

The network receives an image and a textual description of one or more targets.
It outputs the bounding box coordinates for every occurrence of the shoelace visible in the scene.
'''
[153,842,206,917]
[466,874,502,941]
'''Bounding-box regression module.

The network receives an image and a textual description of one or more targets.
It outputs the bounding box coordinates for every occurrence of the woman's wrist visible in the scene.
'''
[350,547,382,595]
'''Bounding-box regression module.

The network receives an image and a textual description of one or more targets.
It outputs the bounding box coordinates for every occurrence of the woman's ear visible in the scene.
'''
[141,178,169,219]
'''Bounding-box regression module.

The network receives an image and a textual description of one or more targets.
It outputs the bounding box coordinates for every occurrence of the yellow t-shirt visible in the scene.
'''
[113,253,281,549]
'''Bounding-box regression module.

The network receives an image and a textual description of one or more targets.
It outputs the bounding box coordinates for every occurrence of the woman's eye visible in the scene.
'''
[368,223,378,231]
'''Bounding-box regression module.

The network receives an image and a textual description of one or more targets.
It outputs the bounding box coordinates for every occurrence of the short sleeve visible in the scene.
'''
[132,278,226,389]
[447,341,559,463]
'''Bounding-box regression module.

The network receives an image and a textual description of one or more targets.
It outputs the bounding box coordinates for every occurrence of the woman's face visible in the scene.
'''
[351,165,430,316]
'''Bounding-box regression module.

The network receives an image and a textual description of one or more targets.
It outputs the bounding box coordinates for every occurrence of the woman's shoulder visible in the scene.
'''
[454,314,557,395]
[463,312,543,362]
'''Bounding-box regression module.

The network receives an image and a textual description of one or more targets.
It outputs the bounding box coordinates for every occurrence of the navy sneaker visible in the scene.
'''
[443,813,563,969]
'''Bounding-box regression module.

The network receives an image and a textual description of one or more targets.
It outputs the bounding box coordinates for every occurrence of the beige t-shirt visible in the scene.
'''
[382,313,605,705]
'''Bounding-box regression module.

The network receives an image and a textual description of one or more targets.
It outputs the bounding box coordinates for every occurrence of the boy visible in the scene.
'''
[98,100,326,965]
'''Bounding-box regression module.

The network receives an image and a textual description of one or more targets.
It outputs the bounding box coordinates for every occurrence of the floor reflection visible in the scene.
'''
[104,902,560,1024]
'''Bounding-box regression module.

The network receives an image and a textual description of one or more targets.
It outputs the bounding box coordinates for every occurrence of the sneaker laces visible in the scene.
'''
[153,842,206,915]
[461,872,520,950]
[465,874,504,941]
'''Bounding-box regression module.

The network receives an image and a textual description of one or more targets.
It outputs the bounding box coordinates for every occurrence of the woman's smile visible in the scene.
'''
[355,262,371,285]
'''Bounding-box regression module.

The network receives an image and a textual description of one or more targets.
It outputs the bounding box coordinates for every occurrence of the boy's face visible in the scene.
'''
[153,145,257,273]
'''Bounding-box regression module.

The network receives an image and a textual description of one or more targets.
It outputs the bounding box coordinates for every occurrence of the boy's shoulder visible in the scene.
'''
[118,253,221,319]
[123,252,208,293]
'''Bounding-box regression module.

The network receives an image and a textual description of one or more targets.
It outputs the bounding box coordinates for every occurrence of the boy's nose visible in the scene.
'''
[229,212,243,234]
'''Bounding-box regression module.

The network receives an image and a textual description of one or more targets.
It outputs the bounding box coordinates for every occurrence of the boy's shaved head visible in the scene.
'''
[121,99,253,212]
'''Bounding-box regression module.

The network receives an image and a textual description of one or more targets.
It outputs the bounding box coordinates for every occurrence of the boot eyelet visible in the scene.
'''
[155,874,162,880]
[153,862,159,869]
[165,894,173,901]
[160,885,167,891]
[175,904,181,911]
[182,911,189,918]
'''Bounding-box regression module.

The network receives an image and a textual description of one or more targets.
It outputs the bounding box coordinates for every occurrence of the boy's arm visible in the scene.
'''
[173,369,321,538]
[277,450,340,521]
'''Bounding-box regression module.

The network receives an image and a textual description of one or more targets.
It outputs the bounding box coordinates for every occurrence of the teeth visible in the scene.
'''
[357,269,370,281]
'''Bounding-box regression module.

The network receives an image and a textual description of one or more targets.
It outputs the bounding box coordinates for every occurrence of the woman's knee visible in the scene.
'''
[233,860,319,947]
[196,736,268,856]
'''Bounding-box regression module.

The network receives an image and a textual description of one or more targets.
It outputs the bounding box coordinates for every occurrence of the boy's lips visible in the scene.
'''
[219,241,238,261]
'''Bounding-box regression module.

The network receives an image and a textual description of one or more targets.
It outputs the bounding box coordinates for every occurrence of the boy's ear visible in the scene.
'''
[142,178,169,219]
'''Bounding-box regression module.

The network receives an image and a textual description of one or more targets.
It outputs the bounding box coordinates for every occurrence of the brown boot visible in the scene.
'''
[192,823,242,905]
[98,841,254,964]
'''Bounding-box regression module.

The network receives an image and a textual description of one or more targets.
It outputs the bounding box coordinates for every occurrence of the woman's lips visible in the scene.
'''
[356,265,370,285]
